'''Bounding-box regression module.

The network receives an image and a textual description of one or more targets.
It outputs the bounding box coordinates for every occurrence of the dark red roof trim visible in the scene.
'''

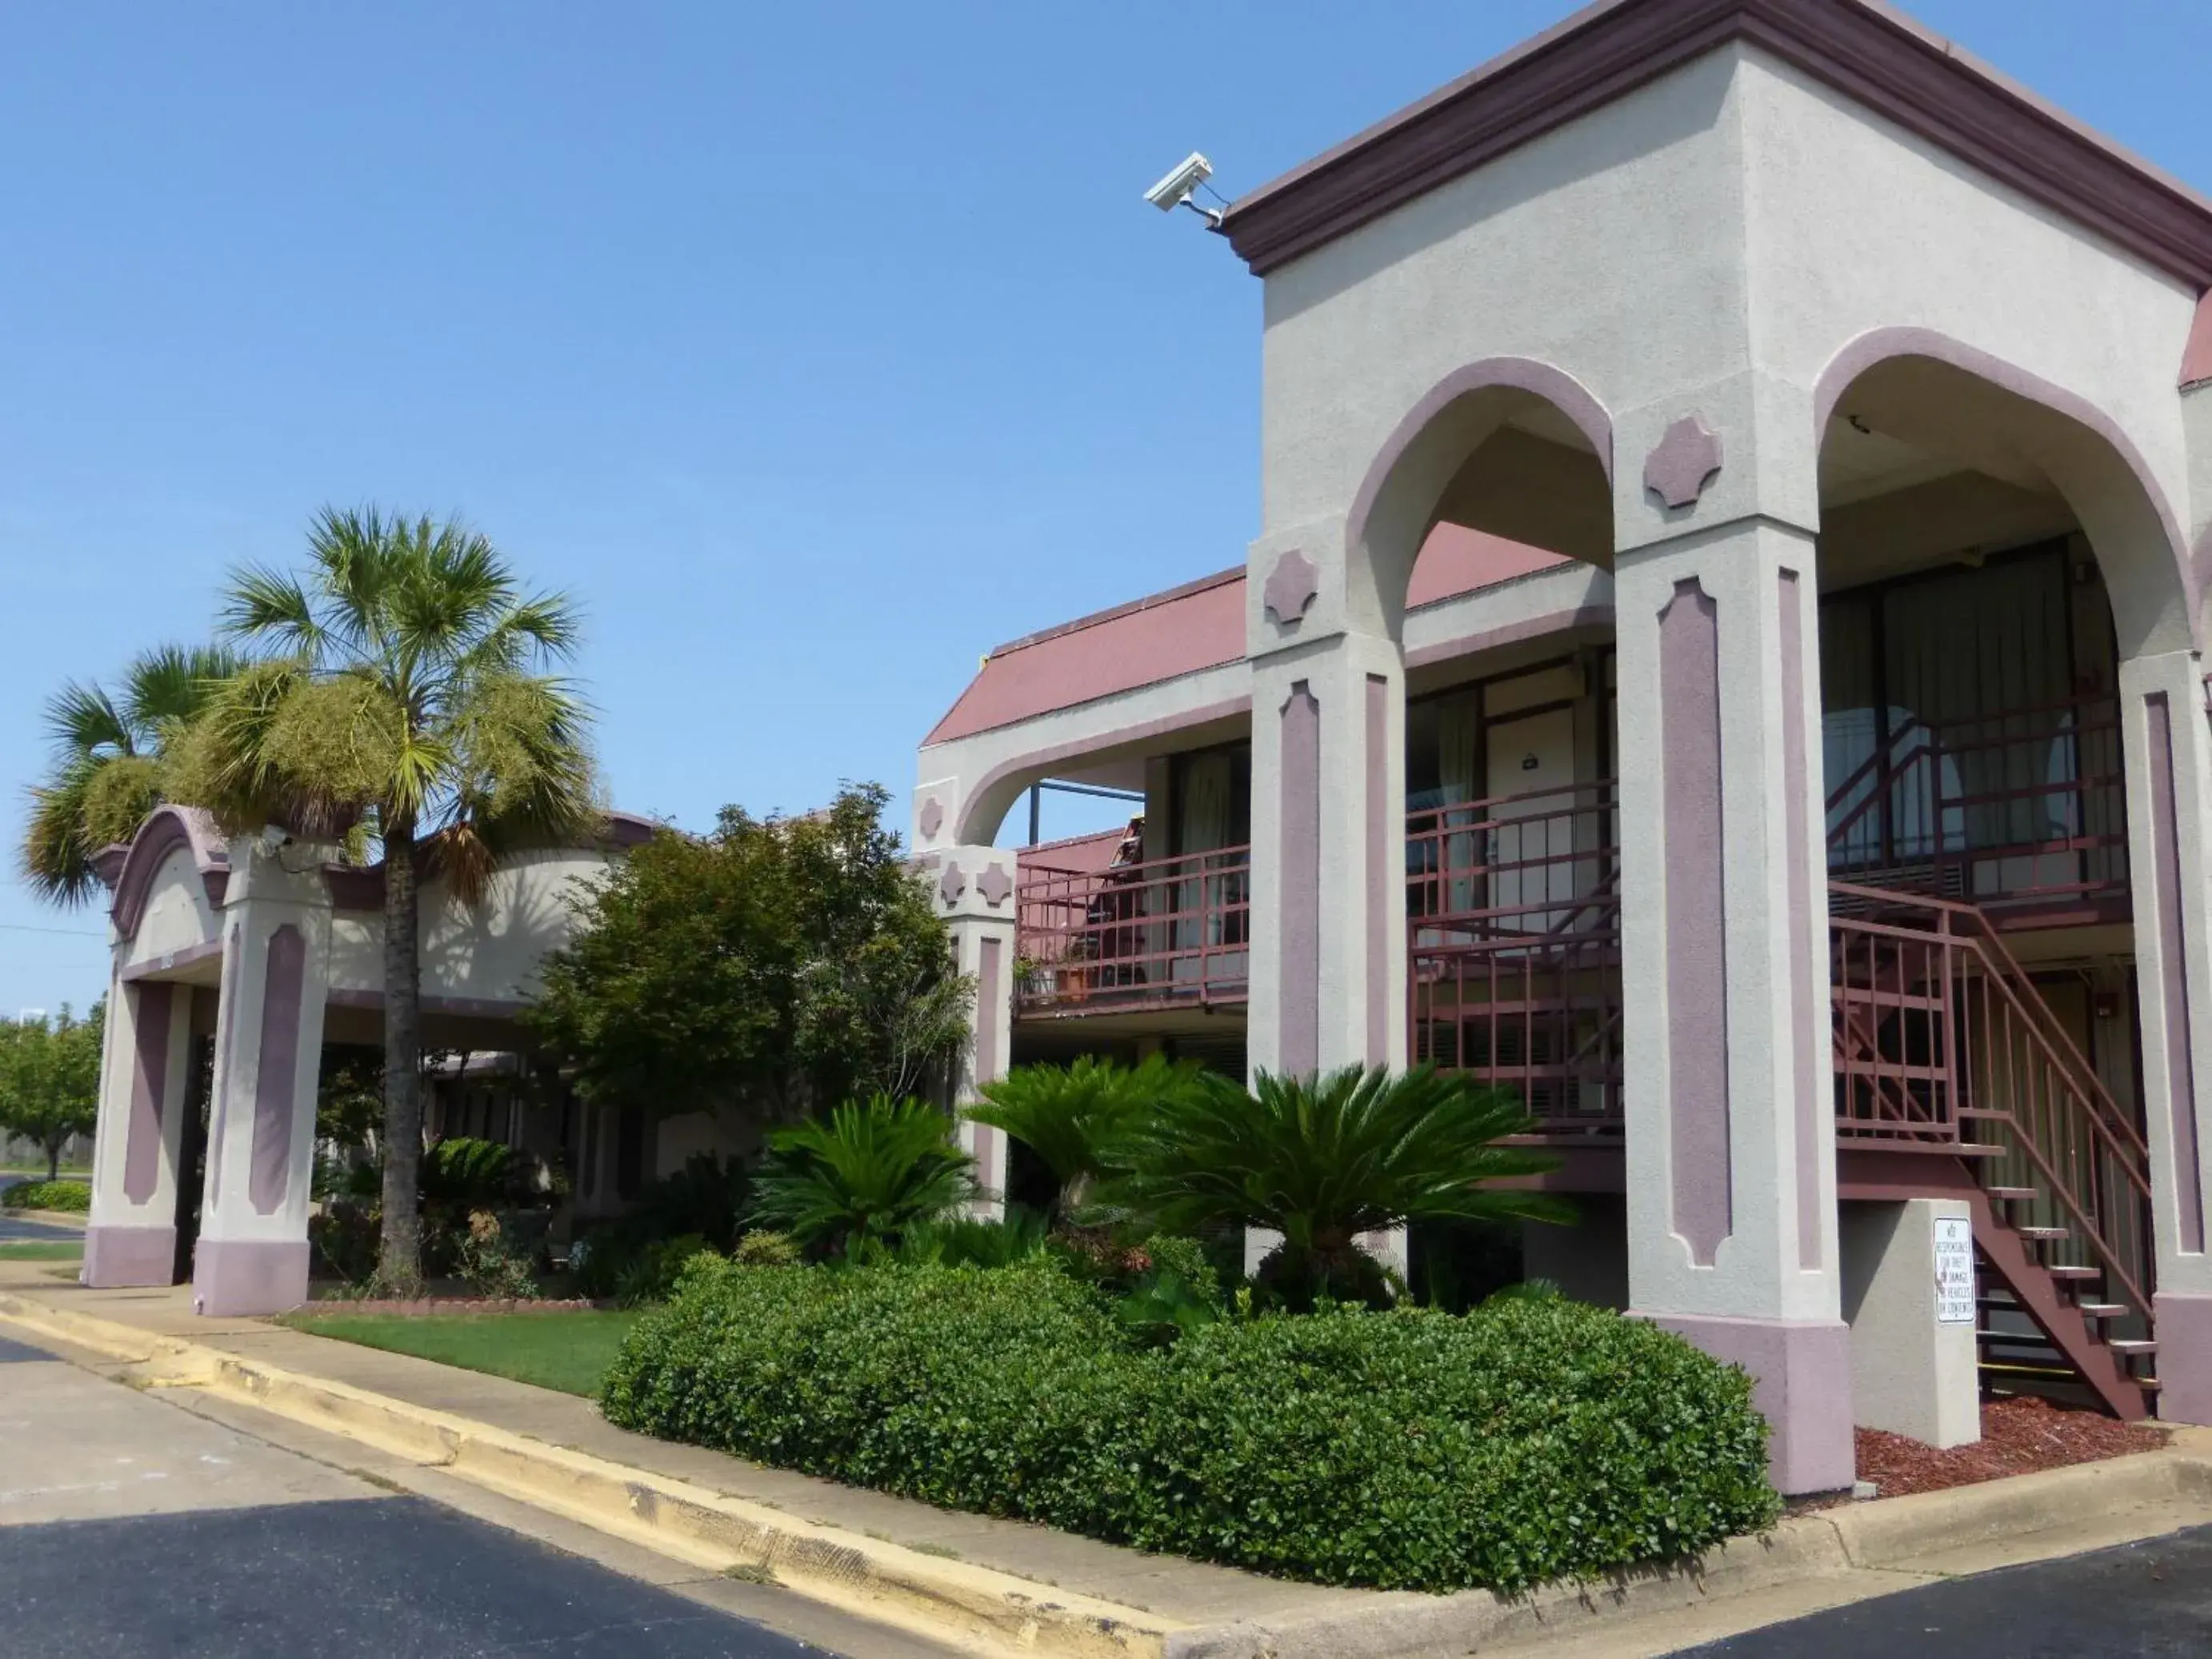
[1222,0,2212,287]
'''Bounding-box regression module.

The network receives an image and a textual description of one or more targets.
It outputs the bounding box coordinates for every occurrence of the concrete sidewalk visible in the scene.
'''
[9,1261,2212,1659]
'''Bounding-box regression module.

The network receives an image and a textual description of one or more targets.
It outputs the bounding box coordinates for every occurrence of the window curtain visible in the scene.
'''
[1436,692,1482,922]
[1173,752,1233,983]
[1883,554,2070,865]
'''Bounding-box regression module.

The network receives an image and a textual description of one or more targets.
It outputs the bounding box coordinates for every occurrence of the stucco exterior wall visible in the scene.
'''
[322,847,619,1004]
[1257,48,1749,573]
[114,845,224,976]
[1738,51,2200,651]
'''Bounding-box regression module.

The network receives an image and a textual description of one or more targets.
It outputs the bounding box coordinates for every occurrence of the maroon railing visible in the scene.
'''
[1014,846,1250,1014]
[1406,780,1624,1138]
[1826,695,2127,915]
[1829,882,2153,1320]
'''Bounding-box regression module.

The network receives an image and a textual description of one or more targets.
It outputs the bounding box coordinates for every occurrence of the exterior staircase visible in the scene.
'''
[1827,879,2158,1418]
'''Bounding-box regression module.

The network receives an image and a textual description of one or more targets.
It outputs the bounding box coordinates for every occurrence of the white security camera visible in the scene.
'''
[1144,151,1214,213]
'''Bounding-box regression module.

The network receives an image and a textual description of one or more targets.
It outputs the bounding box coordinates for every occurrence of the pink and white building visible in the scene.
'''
[76,807,658,1316]
[917,0,2212,1490]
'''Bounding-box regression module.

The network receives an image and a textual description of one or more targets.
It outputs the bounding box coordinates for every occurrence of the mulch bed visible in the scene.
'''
[1854,1394,2168,1498]
[298,1297,598,1317]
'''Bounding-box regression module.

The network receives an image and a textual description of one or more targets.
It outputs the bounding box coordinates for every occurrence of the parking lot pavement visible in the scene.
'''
[1668,1524,2212,1658]
[0,1326,946,1657]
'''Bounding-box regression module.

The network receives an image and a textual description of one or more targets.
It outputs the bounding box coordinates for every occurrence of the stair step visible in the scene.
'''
[2014,1226,2070,1241]
[2077,1304,2131,1319]
[1984,1187,2038,1201]
[2047,1265,2102,1281]
[2107,1339,2158,1356]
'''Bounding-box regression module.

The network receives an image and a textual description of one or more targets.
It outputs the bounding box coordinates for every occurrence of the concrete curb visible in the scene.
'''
[7,1289,2212,1659]
[0,1293,1180,1659]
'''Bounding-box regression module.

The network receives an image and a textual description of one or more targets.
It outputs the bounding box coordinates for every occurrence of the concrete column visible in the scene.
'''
[931,845,1018,1220]
[2117,646,2212,1422]
[1615,517,1853,1493]
[1840,1198,1980,1449]
[191,834,333,1317]
[1245,626,1406,1081]
[82,971,194,1287]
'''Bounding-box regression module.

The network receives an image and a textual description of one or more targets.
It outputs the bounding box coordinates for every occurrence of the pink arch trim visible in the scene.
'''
[1811,326,2197,640]
[109,806,230,941]
[1345,357,1615,566]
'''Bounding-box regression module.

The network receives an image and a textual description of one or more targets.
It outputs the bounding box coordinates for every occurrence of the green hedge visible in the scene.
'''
[601,1262,1780,1593]
[2,1179,90,1213]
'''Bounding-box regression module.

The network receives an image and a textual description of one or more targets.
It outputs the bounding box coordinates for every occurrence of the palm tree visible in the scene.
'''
[1107,1064,1573,1309]
[965,1053,1201,1226]
[20,645,244,905]
[179,506,594,1294]
[751,1095,975,1260]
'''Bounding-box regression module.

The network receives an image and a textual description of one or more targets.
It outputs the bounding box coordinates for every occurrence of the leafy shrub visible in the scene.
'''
[894,1209,1050,1269]
[421,1137,523,1217]
[966,1056,1202,1221]
[602,1261,1780,1593]
[613,1233,714,1306]
[1108,1065,1571,1309]
[2,1178,90,1213]
[454,1210,539,1300]
[732,1229,802,1267]
[750,1095,973,1259]
[309,1201,380,1283]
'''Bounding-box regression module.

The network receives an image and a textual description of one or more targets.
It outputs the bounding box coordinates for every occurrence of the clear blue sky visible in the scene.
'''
[3,0,2206,1016]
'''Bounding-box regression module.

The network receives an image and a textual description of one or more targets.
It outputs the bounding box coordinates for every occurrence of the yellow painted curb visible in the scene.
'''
[0,1293,1181,1659]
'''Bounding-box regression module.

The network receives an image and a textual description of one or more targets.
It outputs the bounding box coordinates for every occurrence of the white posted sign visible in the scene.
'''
[1933,1214,1975,1325]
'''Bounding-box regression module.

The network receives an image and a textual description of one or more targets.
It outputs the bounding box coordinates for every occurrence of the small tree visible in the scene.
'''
[19,646,244,905]
[1108,1064,1573,1309]
[750,1095,974,1260]
[0,1005,104,1181]
[174,506,597,1297]
[526,782,972,1125]
[965,1055,1202,1227]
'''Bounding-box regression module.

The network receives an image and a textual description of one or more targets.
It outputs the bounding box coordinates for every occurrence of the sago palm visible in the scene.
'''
[965,1053,1202,1225]
[1109,1064,1572,1309]
[20,644,244,905]
[175,506,594,1293]
[751,1095,975,1260]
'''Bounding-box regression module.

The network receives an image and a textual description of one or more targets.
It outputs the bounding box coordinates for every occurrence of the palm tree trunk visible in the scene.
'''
[377,818,425,1293]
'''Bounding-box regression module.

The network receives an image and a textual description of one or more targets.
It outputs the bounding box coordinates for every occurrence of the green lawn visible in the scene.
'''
[0,1241,83,1261]
[280,1310,642,1397]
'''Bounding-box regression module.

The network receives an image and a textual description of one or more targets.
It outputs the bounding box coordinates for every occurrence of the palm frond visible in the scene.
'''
[306,505,398,658]
[18,761,103,906]
[966,1054,1202,1220]
[1110,1064,1570,1251]
[221,563,326,659]
[751,1095,975,1258]
[124,642,247,734]
[42,680,134,761]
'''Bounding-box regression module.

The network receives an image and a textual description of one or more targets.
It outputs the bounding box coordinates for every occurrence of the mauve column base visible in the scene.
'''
[191,1237,309,1317]
[2153,1293,2212,1425]
[1642,1312,1856,1495]
[81,1224,177,1289]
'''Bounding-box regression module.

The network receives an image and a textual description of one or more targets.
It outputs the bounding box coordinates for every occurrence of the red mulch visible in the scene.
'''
[1854,1394,2167,1498]
[297,1296,598,1317]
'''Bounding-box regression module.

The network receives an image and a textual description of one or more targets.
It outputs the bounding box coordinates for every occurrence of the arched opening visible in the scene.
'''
[1339,362,1629,1273]
[1346,358,1618,642]
[1812,331,2193,1409]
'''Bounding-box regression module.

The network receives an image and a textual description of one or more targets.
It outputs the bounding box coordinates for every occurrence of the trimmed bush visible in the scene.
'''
[601,1261,1779,1593]
[2,1178,90,1213]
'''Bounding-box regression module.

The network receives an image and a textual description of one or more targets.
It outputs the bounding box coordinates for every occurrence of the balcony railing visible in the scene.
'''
[1407,780,1624,1139]
[1825,694,2128,917]
[1014,846,1250,1015]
